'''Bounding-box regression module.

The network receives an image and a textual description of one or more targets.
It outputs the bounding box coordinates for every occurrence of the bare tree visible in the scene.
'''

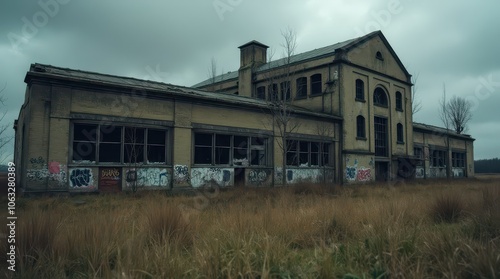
[447,96,472,134]
[411,73,422,115]
[0,84,12,164]
[207,57,217,87]
[124,126,145,192]
[265,28,301,186]
[438,84,451,178]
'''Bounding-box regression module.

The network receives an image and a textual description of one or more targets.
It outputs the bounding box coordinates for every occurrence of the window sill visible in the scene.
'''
[374,104,388,108]
[356,137,367,141]
[310,93,322,97]
[397,141,405,145]
[355,98,366,103]
[396,108,404,112]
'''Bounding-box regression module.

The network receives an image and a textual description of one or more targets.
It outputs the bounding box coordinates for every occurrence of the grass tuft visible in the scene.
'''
[430,194,465,223]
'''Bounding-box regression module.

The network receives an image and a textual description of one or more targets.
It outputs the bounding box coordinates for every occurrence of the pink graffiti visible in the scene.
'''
[48,162,60,174]
[356,168,371,182]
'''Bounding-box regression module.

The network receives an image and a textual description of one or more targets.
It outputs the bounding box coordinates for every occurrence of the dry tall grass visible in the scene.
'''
[1,178,499,278]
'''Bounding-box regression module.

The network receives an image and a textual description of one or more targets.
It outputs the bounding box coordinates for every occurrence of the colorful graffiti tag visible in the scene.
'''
[191,168,232,188]
[125,168,169,188]
[69,168,94,188]
[345,157,372,182]
[174,165,190,184]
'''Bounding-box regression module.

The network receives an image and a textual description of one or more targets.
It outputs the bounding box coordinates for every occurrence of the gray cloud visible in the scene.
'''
[1,0,499,160]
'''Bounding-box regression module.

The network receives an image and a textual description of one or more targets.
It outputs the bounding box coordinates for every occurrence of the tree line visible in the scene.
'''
[474,158,500,173]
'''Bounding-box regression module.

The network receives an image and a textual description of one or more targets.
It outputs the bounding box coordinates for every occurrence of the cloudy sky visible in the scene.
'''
[1,0,499,161]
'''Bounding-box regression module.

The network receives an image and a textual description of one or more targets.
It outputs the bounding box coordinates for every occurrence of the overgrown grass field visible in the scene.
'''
[1,178,500,278]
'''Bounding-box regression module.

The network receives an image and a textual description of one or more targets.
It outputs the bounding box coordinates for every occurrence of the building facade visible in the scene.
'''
[14,31,474,193]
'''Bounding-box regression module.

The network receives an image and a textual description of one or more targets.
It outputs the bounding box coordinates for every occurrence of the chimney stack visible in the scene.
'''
[238,41,268,97]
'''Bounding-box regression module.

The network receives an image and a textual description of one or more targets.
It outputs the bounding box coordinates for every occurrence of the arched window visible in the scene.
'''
[397,123,404,143]
[376,51,384,60]
[310,74,322,95]
[396,91,403,111]
[355,79,364,100]
[356,115,366,138]
[373,87,388,107]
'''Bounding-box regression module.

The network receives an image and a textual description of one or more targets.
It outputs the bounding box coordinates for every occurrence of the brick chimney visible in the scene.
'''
[238,41,268,97]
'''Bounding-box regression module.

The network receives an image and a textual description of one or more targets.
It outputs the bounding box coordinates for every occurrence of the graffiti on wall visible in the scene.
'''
[345,156,372,182]
[27,160,67,188]
[415,167,425,178]
[69,168,94,188]
[191,168,232,188]
[125,168,169,188]
[286,168,323,184]
[248,169,271,186]
[174,165,190,184]
[452,168,464,177]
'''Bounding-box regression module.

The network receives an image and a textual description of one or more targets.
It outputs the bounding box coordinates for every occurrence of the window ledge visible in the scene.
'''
[355,98,366,103]
[310,92,323,97]
[374,104,388,108]
[356,137,367,141]
[396,108,404,112]
[397,141,405,145]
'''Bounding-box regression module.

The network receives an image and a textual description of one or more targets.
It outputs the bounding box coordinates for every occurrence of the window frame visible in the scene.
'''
[396,123,404,144]
[71,122,169,165]
[373,87,388,107]
[395,91,403,111]
[355,79,365,101]
[430,149,447,168]
[256,86,266,100]
[310,74,322,96]
[356,115,366,139]
[193,132,269,167]
[296,77,307,99]
[285,139,332,167]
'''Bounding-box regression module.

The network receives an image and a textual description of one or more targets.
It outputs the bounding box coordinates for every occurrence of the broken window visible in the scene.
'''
[194,133,213,165]
[194,132,268,166]
[215,134,231,165]
[430,149,446,167]
[72,123,168,164]
[99,125,122,163]
[310,74,322,95]
[452,152,466,168]
[414,147,423,166]
[73,123,98,162]
[147,129,166,163]
[286,140,331,167]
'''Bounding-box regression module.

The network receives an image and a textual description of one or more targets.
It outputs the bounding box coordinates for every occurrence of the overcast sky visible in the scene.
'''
[1,0,499,161]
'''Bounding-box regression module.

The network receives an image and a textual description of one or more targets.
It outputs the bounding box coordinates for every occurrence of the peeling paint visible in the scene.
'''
[191,168,233,188]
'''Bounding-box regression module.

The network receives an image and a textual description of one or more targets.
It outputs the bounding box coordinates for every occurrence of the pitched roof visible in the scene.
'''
[413,122,475,141]
[25,63,342,121]
[193,31,383,88]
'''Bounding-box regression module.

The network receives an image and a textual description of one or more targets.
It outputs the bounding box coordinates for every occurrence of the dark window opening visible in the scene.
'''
[374,88,388,107]
[376,51,384,60]
[374,117,388,157]
[355,79,364,100]
[268,83,279,102]
[286,140,331,167]
[396,91,403,111]
[194,133,213,165]
[280,81,291,101]
[72,123,167,164]
[414,147,423,166]
[296,77,307,98]
[430,150,446,167]
[452,152,466,168]
[397,123,404,143]
[310,74,322,95]
[356,115,366,138]
[256,86,266,100]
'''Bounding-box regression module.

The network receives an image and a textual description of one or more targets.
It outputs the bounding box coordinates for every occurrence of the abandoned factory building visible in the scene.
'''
[14,31,474,193]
